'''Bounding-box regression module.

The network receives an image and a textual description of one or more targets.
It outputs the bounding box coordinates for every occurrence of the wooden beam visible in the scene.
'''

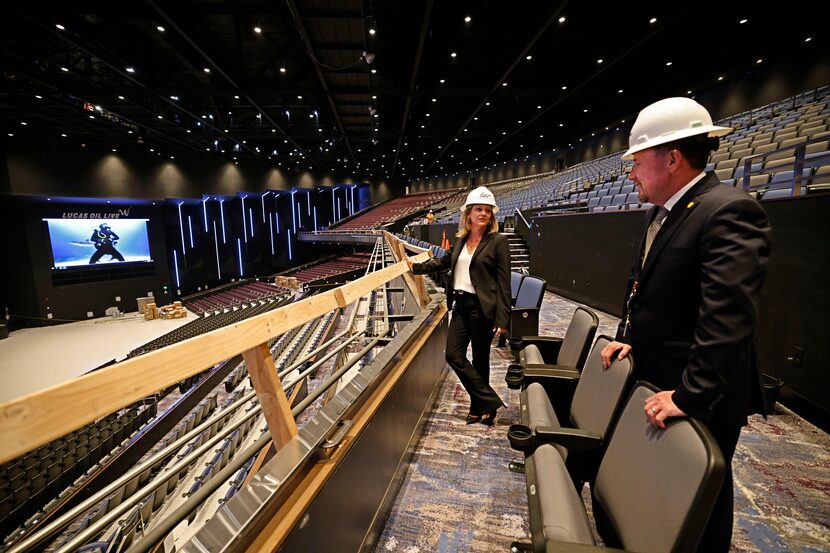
[384,232,430,307]
[0,259,428,464]
[243,344,298,449]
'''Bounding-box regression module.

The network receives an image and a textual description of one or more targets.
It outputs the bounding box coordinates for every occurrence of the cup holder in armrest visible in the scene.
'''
[505,365,524,390]
[508,424,534,452]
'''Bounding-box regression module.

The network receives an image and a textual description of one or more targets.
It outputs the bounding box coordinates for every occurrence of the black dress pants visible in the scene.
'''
[696,423,742,553]
[445,291,504,415]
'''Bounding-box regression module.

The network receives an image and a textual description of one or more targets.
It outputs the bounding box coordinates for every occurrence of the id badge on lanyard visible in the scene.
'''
[623,280,638,338]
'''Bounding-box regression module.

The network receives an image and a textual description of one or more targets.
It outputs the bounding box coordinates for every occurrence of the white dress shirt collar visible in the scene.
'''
[664,171,706,212]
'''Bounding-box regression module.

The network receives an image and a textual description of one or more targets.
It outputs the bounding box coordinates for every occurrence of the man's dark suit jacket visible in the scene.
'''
[616,173,772,429]
[413,232,512,329]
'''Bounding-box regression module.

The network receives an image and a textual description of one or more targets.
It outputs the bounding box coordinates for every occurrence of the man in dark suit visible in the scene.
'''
[600,97,771,552]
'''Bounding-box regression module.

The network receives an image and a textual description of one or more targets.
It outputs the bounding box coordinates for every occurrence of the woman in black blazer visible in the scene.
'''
[408,187,511,425]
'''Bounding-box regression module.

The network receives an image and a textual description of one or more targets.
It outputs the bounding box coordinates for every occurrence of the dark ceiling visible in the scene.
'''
[1,0,825,185]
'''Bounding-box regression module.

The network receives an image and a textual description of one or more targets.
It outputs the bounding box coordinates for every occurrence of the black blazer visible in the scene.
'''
[413,232,512,329]
[615,173,772,429]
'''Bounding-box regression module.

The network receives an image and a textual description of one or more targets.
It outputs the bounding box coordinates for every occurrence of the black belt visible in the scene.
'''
[454,289,475,296]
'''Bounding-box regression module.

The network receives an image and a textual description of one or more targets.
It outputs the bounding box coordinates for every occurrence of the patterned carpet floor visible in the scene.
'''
[373,291,830,553]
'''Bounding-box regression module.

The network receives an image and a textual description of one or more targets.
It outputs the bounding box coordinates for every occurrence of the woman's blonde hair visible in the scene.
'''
[456,205,499,238]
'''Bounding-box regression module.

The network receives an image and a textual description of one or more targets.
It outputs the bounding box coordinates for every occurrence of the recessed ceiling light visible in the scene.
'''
[559,123,564,127]
[432,98,437,102]
[61,133,67,137]
[666,61,672,66]
[597,59,603,64]
[371,68,377,74]
[558,16,566,23]
[526,55,532,61]
[756,58,763,64]
[502,82,507,86]
[369,28,376,35]
[687,90,692,94]
[464,16,472,23]
[20,121,27,126]
[171,95,179,100]
[126,66,135,73]
[254,26,262,33]
[739,19,748,24]
[157,25,165,32]
[279,66,286,73]
[440,79,445,84]
[118,95,125,100]
[61,66,69,72]
[112,148,117,152]
[804,36,812,42]
[649,17,657,24]
[485,101,490,106]
[35,94,42,99]
[451,52,457,58]
[561,86,567,90]
[718,76,724,81]
[618,89,623,93]
[55,23,65,30]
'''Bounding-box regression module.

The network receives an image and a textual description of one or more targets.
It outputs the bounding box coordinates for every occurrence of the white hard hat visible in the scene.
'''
[622,97,733,160]
[461,186,499,213]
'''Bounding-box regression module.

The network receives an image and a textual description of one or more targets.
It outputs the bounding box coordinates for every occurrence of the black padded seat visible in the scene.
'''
[526,444,594,548]
[512,336,634,485]
[507,307,599,421]
[516,382,725,553]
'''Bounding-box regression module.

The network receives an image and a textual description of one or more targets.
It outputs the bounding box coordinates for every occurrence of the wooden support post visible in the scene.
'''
[383,232,430,307]
[242,344,298,449]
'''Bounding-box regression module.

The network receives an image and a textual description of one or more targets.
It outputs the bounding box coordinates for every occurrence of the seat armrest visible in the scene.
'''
[519,336,563,362]
[534,427,602,453]
[523,365,581,383]
[545,541,631,553]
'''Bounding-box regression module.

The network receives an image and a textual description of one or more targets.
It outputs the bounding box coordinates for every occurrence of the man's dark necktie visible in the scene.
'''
[642,207,669,266]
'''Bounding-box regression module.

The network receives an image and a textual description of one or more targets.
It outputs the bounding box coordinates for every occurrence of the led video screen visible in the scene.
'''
[43,218,153,269]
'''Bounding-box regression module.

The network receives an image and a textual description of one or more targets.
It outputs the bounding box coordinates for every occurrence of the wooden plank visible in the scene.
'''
[336,255,428,307]
[384,232,430,307]
[243,302,448,553]
[243,344,298,449]
[0,260,427,464]
[382,231,402,262]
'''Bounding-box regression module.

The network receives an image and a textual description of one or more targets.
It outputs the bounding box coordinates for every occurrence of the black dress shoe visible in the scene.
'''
[480,411,497,426]
[466,413,482,424]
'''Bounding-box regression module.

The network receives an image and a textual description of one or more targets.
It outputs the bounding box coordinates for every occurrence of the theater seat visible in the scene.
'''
[506,276,547,352]
[507,308,598,425]
[513,382,725,553]
[508,336,634,485]
[511,271,525,306]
